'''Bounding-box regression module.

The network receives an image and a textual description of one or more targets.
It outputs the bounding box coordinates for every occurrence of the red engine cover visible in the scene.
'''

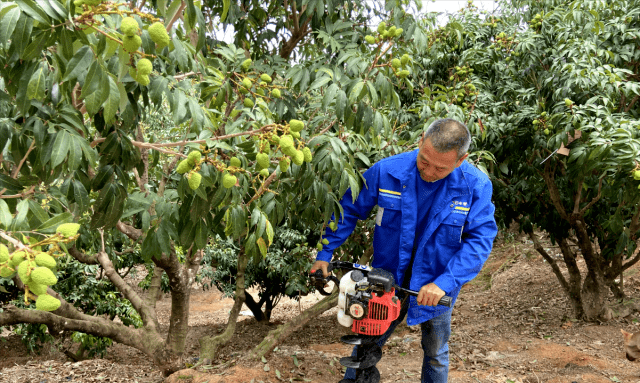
[351,288,401,336]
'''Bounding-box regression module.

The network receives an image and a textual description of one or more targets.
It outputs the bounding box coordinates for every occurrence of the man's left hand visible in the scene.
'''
[417,283,445,306]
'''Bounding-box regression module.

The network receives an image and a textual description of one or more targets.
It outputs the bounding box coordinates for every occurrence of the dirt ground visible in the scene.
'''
[2,231,640,383]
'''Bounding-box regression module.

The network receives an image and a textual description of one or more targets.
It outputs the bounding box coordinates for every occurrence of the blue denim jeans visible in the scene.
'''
[343,297,452,383]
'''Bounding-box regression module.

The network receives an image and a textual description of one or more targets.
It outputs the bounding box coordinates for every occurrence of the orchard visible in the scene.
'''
[0,0,639,377]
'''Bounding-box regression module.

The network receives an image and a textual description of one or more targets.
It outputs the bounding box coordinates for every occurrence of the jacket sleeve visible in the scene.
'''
[433,178,498,293]
[315,163,380,262]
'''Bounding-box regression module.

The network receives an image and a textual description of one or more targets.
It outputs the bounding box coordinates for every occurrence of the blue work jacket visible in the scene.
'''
[316,149,498,325]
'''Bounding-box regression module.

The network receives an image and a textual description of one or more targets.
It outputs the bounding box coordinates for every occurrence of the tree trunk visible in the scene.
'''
[243,290,267,322]
[198,248,249,362]
[247,290,339,360]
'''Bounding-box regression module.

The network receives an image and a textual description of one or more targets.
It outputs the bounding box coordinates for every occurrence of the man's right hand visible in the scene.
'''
[310,260,330,277]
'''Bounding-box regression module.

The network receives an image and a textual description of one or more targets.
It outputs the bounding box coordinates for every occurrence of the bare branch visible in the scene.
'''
[116,221,144,241]
[68,245,100,264]
[0,141,37,198]
[96,250,158,329]
[167,1,186,31]
[578,176,604,216]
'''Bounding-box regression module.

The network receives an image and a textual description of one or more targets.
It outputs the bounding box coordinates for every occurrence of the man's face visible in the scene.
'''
[416,136,468,182]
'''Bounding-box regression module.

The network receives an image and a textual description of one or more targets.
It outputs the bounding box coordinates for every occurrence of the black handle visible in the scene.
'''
[309,266,339,296]
[395,286,453,307]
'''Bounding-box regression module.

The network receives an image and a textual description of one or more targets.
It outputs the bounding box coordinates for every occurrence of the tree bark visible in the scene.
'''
[247,289,338,361]
[198,247,249,362]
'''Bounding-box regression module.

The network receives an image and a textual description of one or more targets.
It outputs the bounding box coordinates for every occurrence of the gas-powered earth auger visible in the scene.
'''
[310,261,452,383]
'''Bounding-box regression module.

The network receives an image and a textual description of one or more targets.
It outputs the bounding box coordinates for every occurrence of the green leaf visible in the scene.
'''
[67,135,83,170]
[11,13,34,64]
[15,0,50,25]
[0,7,20,50]
[322,83,338,110]
[63,46,94,82]
[36,212,73,232]
[336,90,347,121]
[81,61,109,116]
[26,64,47,101]
[0,200,12,228]
[103,75,121,124]
[51,130,70,168]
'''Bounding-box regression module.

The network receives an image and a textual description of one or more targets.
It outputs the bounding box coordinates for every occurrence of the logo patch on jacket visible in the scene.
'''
[452,201,469,215]
[379,188,401,199]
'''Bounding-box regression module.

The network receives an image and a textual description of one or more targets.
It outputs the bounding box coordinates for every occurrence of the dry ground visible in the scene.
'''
[2,231,640,383]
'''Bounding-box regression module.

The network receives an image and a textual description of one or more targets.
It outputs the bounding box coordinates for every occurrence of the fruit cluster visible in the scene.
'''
[529,12,545,33]
[0,223,81,312]
[364,22,403,45]
[236,59,282,109]
[175,119,314,192]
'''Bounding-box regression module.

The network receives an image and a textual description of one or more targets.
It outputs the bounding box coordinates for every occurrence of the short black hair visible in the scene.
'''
[423,118,470,159]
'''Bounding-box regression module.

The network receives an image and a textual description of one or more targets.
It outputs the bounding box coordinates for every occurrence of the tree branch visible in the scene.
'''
[96,249,158,329]
[0,305,141,347]
[68,245,99,264]
[541,162,569,221]
[578,176,604,216]
[0,141,36,198]
[116,221,144,241]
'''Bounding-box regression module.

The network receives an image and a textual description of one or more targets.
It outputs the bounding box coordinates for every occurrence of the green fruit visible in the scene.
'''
[222,173,237,188]
[270,135,280,145]
[230,157,242,167]
[56,223,80,237]
[394,28,403,37]
[260,74,272,83]
[289,119,304,132]
[401,54,410,65]
[565,98,573,107]
[541,111,547,117]
[271,89,281,98]
[532,119,539,125]
[123,35,142,53]
[329,222,337,231]
[149,22,170,48]
[0,265,15,278]
[292,150,304,166]
[188,172,202,190]
[177,159,193,174]
[74,0,84,6]
[137,58,152,76]
[302,147,312,163]
[397,70,410,78]
[0,244,8,263]
[244,98,255,108]
[10,251,26,267]
[322,238,329,245]
[316,243,323,251]
[28,282,48,296]
[259,169,270,177]
[391,58,401,68]
[35,253,56,269]
[36,294,61,312]
[291,131,300,139]
[365,35,375,44]
[256,153,270,169]
[280,134,294,149]
[120,17,139,37]
[241,58,252,72]
[377,22,386,34]
[18,260,33,284]
[633,170,640,180]
[544,129,550,135]
[279,158,290,172]
[31,266,57,286]
[137,74,150,86]
[187,151,201,166]
[388,26,396,36]
[242,77,252,89]
[256,88,265,96]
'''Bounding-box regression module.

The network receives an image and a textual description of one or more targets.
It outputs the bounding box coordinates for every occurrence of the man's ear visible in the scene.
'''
[456,153,469,167]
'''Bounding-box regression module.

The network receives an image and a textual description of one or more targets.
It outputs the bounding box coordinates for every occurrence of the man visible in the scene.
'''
[311,118,498,382]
